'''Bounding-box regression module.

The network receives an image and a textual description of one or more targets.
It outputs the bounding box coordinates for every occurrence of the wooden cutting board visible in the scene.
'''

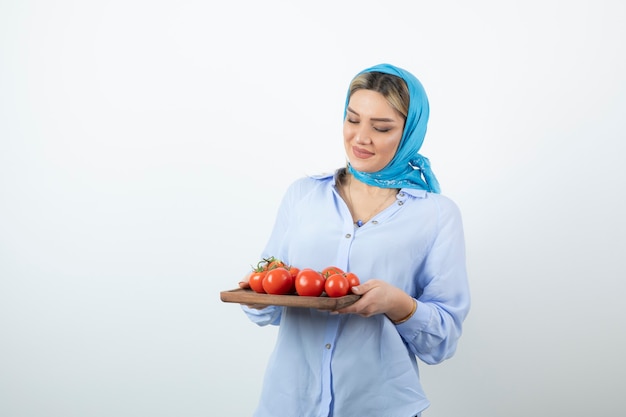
[220,288,360,310]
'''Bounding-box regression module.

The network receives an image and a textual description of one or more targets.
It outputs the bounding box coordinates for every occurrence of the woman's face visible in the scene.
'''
[343,89,405,173]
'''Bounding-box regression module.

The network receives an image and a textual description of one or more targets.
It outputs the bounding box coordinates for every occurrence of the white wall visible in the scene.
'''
[1,1,625,416]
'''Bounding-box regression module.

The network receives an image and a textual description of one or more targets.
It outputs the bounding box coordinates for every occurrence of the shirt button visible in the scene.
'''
[398,201,404,206]
[371,220,378,224]
[398,192,405,197]
[345,234,351,238]
[325,343,331,349]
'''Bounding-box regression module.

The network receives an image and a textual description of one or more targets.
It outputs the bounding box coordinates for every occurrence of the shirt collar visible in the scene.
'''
[399,188,428,199]
[319,171,428,199]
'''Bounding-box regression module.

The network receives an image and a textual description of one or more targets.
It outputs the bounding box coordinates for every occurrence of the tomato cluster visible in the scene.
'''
[248,257,360,298]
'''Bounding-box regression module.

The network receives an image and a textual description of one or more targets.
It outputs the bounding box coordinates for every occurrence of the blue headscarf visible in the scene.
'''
[344,63,441,193]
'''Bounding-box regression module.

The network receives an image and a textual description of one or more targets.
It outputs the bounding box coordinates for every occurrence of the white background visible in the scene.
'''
[1,1,625,416]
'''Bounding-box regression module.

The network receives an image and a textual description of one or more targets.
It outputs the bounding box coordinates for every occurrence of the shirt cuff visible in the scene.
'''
[394,299,431,334]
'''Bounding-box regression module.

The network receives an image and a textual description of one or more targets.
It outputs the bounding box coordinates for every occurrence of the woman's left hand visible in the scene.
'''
[334,279,415,322]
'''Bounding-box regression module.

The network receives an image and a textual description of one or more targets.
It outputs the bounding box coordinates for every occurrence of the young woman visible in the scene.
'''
[239,63,471,417]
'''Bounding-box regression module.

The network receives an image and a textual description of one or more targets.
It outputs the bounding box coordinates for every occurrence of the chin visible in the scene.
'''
[350,161,383,173]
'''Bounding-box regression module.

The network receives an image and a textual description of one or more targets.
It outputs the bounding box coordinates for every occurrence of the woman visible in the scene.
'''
[239,63,471,417]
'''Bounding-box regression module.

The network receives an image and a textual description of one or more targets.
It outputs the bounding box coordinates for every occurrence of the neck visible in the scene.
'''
[340,173,399,227]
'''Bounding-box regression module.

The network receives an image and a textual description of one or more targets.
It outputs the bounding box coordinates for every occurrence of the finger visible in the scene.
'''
[351,280,374,295]
[239,272,253,288]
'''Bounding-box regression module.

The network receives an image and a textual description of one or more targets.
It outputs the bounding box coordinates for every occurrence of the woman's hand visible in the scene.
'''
[334,279,416,322]
[238,272,269,310]
[238,272,252,289]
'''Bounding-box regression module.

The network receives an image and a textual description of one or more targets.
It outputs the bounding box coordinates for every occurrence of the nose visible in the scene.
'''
[354,125,371,145]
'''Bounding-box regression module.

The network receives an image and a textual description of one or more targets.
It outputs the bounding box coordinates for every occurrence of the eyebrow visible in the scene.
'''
[347,106,397,123]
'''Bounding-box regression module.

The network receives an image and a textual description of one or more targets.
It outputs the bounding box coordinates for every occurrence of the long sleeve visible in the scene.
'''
[395,195,470,364]
[241,304,282,326]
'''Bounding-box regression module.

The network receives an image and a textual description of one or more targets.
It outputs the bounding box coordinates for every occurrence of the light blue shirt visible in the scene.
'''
[243,171,470,417]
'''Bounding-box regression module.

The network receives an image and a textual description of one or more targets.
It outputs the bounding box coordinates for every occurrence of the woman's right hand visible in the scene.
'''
[239,272,268,310]
[239,272,252,289]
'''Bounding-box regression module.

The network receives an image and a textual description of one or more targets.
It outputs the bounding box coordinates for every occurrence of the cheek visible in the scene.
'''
[388,132,402,151]
[342,122,352,139]
[342,123,355,147]
[380,136,402,161]
[388,139,401,155]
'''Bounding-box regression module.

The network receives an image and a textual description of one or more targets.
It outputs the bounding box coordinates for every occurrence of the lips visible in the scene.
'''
[352,146,374,159]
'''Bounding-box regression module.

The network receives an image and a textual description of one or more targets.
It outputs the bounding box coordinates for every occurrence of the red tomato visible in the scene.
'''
[295,268,325,297]
[288,266,300,293]
[265,258,285,271]
[324,273,349,298]
[262,267,293,295]
[321,266,344,279]
[344,272,360,289]
[248,270,267,293]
